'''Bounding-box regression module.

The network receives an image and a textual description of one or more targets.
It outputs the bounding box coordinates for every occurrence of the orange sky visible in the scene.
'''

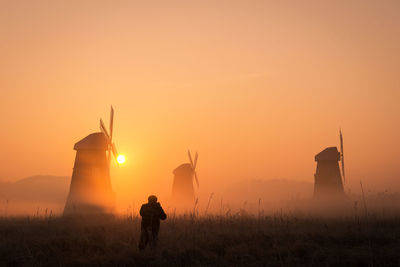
[0,1,399,202]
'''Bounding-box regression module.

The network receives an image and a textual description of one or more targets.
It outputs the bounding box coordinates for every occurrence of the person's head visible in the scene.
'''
[148,195,157,204]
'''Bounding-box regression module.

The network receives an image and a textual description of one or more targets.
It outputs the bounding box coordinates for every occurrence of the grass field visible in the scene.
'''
[0,213,399,267]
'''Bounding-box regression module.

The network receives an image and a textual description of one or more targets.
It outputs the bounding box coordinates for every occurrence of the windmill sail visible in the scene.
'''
[188,150,193,166]
[100,106,119,165]
[100,119,110,139]
[109,106,114,140]
[340,129,345,184]
[193,152,198,170]
[193,152,199,188]
[188,150,199,188]
[194,172,199,188]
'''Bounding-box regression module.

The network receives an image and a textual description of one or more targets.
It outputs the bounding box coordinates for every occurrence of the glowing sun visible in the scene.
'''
[117,155,126,164]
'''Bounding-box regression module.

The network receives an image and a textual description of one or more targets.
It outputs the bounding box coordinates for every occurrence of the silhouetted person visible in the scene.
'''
[139,195,167,250]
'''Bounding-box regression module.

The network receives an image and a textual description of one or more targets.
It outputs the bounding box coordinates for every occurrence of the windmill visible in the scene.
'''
[313,130,345,198]
[64,106,121,215]
[171,150,199,209]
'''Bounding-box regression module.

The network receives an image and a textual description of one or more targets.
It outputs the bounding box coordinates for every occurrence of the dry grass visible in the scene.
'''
[0,213,400,266]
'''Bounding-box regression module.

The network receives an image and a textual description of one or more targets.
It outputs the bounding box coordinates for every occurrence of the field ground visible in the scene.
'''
[0,214,399,266]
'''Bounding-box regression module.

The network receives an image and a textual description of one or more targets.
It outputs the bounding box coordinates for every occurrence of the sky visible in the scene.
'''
[0,0,399,204]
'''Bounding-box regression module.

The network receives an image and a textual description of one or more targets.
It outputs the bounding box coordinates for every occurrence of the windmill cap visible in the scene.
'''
[173,163,193,175]
[74,132,108,151]
[315,147,340,162]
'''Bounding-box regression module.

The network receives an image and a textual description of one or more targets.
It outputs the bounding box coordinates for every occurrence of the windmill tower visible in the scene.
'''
[171,150,199,208]
[64,106,120,215]
[313,130,346,198]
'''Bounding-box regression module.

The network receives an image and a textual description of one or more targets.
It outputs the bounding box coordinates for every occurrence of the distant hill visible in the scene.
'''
[222,178,313,205]
[0,176,70,215]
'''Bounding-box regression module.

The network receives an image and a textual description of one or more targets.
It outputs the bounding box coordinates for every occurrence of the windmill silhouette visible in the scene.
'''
[171,150,199,208]
[313,130,346,198]
[64,106,120,215]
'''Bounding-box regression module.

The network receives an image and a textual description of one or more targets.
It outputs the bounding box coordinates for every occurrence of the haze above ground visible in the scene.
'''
[0,1,399,202]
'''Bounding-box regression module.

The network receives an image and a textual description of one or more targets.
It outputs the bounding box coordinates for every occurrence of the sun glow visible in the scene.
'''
[117,155,126,164]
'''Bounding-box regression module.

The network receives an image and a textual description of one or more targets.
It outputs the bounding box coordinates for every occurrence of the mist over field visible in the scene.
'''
[1,174,399,218]
[0,175,312,215]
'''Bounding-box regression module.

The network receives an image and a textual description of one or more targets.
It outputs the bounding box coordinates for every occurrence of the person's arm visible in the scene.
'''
[158,203,167,220]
